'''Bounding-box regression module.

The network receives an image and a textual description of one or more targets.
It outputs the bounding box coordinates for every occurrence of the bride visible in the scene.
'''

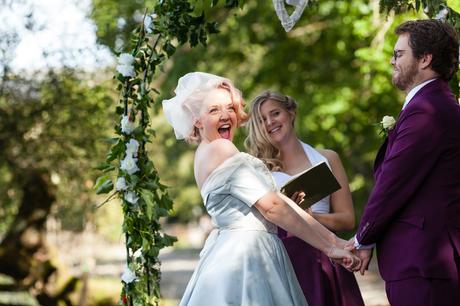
[162,72,360,306]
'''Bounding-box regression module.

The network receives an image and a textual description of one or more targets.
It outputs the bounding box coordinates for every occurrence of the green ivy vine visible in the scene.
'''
[94,1,240,305]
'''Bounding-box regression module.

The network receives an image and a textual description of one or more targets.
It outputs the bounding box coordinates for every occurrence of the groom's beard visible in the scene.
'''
[392,60,418,92]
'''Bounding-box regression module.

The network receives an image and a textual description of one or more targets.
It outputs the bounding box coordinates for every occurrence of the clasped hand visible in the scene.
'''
[327,244,362,272]
[342,238,373,275]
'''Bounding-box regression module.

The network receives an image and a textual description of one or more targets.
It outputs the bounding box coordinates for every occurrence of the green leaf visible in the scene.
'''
[141,189,155,219]
[147,129,156,137]
[148,247,160,258]
[206,21,220,34]
[163,41,176,57]
[106,139,124,162]
[157,207,169,217]
[162,234,177,247]
[225,0,239,8]
[447,0,460,13]
[102,137,120,144]
[94,162,112,170]
[94,175,114,194]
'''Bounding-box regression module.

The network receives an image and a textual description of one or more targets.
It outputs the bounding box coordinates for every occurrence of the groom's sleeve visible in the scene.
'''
[357,104,443,245]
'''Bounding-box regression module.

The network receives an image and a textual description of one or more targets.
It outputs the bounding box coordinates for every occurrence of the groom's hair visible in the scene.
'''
[395,19,459,81]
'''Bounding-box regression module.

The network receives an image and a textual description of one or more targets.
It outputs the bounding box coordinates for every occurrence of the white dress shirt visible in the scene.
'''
[402,78,437,110]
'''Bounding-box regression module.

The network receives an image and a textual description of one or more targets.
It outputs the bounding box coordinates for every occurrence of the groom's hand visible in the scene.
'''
[357,248,373,275]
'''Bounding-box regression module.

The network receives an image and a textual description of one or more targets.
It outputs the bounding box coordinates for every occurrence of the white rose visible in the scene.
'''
[133,248,142,259]
[120,156,139,175]
[144,15,153,33]
[116,53,135,77]
[125,139,140,157]
[121,265,136,283]
[381,115,396,130]
[435,8,449,20]
[125,191,139,204]
[121,115,136,135]
[115,177,128,191]
[116,64,135,77]
[118,53,135,66]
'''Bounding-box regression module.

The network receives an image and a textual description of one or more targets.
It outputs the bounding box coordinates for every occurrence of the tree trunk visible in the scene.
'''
[0,169,56,287]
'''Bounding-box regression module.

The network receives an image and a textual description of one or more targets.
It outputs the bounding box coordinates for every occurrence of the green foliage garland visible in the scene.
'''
[94,1,240,305]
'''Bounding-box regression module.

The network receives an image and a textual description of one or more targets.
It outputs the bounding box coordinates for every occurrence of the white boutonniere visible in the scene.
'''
[378,115,396,137]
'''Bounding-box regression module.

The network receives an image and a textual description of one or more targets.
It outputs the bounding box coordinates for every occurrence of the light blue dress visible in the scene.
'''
[180,152,308,306]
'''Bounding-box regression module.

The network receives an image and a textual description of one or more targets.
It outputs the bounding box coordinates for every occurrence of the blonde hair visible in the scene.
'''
[187,81,248,143]
[245,91,297,171]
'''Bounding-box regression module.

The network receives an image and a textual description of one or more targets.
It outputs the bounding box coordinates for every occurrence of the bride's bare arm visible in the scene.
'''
[277,192,348,248]
[254,192,356,266]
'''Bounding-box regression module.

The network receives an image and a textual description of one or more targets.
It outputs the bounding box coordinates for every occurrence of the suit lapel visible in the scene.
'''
[374,137,388,174]
[373,121,398,178]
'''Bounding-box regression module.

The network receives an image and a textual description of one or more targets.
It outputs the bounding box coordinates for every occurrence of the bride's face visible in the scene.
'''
[195,88,238,142]
[259,99,295,145]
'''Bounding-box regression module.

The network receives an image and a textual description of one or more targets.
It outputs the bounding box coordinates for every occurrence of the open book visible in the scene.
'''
[280,161,341,210]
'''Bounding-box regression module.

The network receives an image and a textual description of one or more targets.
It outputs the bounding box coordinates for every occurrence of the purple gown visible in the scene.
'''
[278,228,364,306]
[273,141,364,306]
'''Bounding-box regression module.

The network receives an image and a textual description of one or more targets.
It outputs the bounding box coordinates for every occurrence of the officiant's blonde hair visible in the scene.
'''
[245,91,297,171]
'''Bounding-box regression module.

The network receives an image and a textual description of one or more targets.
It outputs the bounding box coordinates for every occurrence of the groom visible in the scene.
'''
[348,19,460,306]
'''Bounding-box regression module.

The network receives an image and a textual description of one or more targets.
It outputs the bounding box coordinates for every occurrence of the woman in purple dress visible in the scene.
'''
[245,91,364,306]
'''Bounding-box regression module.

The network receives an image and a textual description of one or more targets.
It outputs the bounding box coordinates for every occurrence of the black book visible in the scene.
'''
[280,161,341,210]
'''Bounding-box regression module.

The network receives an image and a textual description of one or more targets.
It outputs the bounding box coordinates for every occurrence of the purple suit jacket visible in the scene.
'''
[357,79,460,282]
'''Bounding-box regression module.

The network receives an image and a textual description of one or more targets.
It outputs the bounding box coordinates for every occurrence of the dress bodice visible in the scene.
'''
[272,141,331,213]
[181,152,308,306]
[200,152,278,233]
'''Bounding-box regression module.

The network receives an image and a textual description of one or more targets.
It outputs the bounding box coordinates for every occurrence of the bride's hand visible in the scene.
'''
[327,246,361,272]
[334,237,349,250]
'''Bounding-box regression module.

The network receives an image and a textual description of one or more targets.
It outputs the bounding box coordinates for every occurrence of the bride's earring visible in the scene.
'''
[272,0,309,32]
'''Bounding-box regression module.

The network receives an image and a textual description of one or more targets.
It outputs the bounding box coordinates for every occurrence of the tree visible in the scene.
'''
[90,0,459,228]
[0,3,116,303]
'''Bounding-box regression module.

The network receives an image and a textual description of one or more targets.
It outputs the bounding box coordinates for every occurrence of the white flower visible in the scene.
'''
[115,177,127,191]
[121,265,136,283]
[125,191,139,204]
[121,115,136,135]
[381,115,396,130]
[118,53,135,66]
[120,156,139,175]
[125,139,140,157]
[116,64,135,77]
[435,8,449,20]
[144,15,153,33]
[116,53,135,77]
[133,248,142,259]
[151,13,158,19]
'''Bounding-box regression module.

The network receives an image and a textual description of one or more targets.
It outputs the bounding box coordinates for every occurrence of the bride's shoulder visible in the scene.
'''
[207,139,239,157]
[195,139,240,184]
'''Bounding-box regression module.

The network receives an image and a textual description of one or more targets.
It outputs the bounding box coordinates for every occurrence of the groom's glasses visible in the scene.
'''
[392,49,406,61]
